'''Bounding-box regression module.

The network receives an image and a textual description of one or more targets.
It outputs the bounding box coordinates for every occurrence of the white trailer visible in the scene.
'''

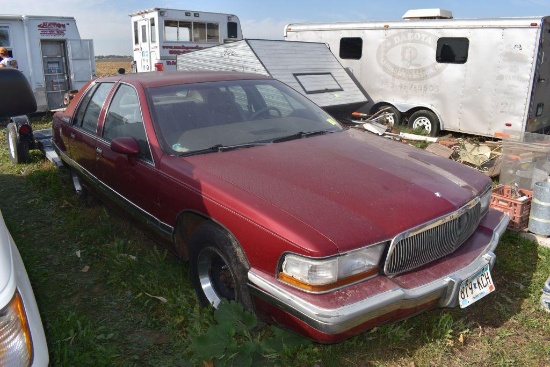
[0,15,95,112]
[176,39,368,117]
[130,8,243,73]
[285,10,550,138]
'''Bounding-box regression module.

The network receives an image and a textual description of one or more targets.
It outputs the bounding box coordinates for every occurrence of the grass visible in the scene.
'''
[1,83,549,365]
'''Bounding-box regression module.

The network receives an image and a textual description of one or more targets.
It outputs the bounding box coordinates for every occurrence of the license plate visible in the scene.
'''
[458,264,495,308]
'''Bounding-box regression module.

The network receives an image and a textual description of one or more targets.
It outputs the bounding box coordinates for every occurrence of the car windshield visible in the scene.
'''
[147,79,343,155]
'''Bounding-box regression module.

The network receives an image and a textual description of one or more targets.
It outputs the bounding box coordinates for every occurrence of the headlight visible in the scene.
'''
[0,292,33,366]
[278,242,387,292]
[480,186,493,216]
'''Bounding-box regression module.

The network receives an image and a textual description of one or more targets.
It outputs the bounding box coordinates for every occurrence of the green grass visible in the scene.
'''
[0,118,549,366]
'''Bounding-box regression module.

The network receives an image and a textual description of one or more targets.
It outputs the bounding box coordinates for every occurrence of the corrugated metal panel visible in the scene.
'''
[177,39,367,109]
[248,40,365,108]
[176,40,269,75]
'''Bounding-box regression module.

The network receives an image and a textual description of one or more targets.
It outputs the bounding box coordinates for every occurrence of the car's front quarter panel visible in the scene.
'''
[0,212,48,366]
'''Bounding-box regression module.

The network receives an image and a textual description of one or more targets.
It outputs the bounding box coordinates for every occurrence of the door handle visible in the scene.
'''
[70,133,75,139]
[95,147,103,160]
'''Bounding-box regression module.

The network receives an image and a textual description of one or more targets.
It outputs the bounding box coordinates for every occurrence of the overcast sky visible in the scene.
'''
[2,0,549,55]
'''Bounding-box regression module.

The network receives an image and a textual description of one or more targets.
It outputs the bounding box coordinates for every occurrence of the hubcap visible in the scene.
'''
[8,130,16,158]
[412,116,432,133]
[197,248,236,307]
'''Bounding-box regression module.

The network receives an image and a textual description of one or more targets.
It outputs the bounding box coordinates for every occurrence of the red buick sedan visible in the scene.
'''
[52,71,509,343]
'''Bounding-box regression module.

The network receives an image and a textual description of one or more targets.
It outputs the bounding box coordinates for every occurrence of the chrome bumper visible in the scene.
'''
[248,211,509,335]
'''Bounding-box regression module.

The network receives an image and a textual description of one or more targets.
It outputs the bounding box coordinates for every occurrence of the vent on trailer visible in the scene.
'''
[402,9,453,20]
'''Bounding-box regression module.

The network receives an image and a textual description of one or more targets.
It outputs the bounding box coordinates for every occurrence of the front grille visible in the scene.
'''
[383,201,481,276]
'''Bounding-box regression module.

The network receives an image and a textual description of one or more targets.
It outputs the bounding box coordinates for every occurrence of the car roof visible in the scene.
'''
[98,70,273,88]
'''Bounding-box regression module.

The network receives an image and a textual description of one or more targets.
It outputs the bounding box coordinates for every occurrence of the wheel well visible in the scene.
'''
[369,102,399,115]
[174,211,209,261]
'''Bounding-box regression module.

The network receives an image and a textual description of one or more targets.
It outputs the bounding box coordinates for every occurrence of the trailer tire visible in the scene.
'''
[374,105,402,126]
[408,110,440,137]
[7,123,29,164]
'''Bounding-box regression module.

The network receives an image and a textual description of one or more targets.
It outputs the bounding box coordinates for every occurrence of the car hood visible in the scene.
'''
[0,210,15,307]
[180,129,489,253]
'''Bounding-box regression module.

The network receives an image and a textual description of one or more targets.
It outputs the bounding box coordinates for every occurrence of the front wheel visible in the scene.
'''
[7,122,29,164]
[407,110,440,137]
[189,221,254,312]
[373,105,402,127]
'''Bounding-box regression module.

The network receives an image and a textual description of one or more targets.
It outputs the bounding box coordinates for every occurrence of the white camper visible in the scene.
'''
[285,10,550,137]
[176,39,368,117]
[0,15,95,112]
[130,8,243,73]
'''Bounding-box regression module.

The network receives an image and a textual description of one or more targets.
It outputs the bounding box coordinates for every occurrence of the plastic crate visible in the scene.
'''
[490,185,533,231]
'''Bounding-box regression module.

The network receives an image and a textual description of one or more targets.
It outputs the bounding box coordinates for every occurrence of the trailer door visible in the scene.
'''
[527,21,550,133]
[138,18,152,71]
[67,39,95,91]
[41,40,69,110]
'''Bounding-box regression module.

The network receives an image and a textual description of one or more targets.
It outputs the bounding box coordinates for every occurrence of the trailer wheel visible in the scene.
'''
[374,105,402,126]
[7,123,29,164]
[408,110,440,137]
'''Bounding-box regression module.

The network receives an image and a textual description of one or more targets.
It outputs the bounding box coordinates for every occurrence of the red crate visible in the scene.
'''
[490,185,533,231]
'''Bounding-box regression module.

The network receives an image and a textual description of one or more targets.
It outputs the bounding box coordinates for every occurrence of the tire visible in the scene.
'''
[408,110,440,137]
[189,221,254,312]
[7,123,29,164]
[373,105,402,126]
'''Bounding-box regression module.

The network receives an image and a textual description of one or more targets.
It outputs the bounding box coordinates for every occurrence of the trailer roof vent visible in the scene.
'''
[402,9,453,20]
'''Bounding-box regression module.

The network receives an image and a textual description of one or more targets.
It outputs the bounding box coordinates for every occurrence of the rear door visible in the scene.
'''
[527,20,550,132]
[66,82,114,180]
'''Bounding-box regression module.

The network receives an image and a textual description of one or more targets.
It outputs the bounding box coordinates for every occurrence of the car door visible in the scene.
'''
[65,82,114,180]
[97,83,165,232]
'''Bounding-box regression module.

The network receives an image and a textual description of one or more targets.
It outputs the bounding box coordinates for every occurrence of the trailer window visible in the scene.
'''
[206,23,219,43]
[340,37,362,60]
[194,22,207,42]
[294,73,343,94]
[133,22,139,45]
[436,37,469,64]
[150,18,157,43]
[0,26,11,47]
[141,25,147,43]
[227,22,238,39]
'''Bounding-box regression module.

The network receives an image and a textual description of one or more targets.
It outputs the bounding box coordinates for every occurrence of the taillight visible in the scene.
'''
[154,62,164,71]
[18,125,32,135]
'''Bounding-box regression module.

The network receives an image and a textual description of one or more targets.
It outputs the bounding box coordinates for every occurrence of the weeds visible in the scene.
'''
[0,115,549,365]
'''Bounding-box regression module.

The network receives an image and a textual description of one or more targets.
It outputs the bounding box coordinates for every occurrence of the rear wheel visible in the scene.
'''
[408,110,440,137]
[189,221,254,312]
[7,123,29,164]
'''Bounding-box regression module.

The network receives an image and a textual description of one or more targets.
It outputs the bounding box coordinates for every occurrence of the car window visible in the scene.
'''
[147,79,342,155]
[103,84,153,162]
[74,82,113,133]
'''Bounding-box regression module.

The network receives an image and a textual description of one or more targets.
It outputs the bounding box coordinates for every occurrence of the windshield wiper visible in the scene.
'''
[272,130,332,143]
[179,142,267,156]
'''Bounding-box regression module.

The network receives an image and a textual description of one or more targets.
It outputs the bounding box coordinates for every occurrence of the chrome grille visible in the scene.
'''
[384,201,481,276]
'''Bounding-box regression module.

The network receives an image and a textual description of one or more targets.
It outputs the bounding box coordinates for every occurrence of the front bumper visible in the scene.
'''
[248,209,509,342]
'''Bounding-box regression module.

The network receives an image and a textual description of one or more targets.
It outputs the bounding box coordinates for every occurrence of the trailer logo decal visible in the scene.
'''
[377,31,447,81]
[37,22,67,37]
[161,45,204,55]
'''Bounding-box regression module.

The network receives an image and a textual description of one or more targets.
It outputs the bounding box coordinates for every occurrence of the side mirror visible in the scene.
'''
[111,137,140,165]
[0,69,37,118]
